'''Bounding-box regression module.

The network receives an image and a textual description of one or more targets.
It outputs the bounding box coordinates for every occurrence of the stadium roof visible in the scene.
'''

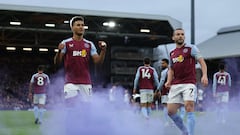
[0,4,181,50]
[197,25,240,59]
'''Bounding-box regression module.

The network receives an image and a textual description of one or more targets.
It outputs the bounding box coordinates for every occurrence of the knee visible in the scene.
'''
[141,103,147,107]
[168,111,174,116]
[185,103,194,112]
[38,104,44,108]
[167,109,177,116]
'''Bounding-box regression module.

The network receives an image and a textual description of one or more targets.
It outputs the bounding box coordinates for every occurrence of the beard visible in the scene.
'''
[74,30,84,37]
[176,39,184,45]
[76,32,83,37]
[161,67,166,70]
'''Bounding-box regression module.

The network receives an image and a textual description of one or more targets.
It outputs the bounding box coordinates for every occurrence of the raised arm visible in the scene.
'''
[92,41,107,64]
[54,43,65,66]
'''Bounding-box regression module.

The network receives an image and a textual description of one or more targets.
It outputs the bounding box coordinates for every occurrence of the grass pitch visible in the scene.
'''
[0,111,42,135]
[0,110,198,135]
[0,110,166,135]
[0,110,238,135]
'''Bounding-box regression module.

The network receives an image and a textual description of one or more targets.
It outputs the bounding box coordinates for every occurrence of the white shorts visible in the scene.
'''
[216,91,229,103]
[168,84,197,104]
[64,83,92,102]
[33,94,46,105]
[139,89,154,103]
[161,95,168,104]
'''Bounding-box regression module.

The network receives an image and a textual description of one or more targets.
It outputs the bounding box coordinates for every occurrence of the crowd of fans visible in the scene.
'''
[0,64,31,110]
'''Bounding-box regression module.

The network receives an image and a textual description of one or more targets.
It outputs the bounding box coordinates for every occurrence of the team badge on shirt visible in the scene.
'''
[183,48,188,53]
[81,49,87,57]
[69,44,74,47]
[84,43,90,48]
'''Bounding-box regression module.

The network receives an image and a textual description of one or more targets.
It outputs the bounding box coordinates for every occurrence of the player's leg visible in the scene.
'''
[183,84,197,135]
[78,84,92,103]
[168,84,188,134]
[63,83,81,135]
[140,90,149,119]
[184,101,195,135]
[221,91,229,123]
[219,102,225,123]
[38,94,46,124]
[146,90,154,116]
[64,83,80,107]
[33,94,39,124]
[215,92,221,123]
[37,104,44,124]
[76,84,93,117]
[161,95,170,125]
[162,104,169,125]
[135,97,141,114]
[132,94,141,113]
[147,103,151,116]
[141,103,148,118]
[64,84,93,135]
[179,105,186,120]
[168,103,188,134]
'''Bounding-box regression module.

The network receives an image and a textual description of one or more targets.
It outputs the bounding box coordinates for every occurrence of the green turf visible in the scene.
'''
[0,110,209,135]
[0,110,178,135]
[0,111,42,135]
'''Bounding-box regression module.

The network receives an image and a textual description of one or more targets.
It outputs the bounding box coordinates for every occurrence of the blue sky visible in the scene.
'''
[0,0,239,44]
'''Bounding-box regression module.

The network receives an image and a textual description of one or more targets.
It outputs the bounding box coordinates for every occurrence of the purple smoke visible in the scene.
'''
[40,63,240,135]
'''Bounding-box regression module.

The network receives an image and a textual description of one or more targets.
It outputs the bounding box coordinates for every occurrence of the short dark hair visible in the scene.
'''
[143,57,151,65]
[70,16,84,28]
[218,63,225,70]
[38,65,44,71]
[173,28,184,36]
[162,58,169,64]
[175,28,184,31]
